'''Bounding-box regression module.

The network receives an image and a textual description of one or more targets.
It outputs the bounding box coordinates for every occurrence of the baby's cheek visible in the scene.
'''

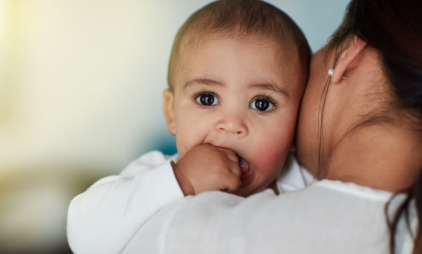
[253,134,291,175]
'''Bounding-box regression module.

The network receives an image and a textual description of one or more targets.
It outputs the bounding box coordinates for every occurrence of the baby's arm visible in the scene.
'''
[67,145,241,254]
[67,151,184,254]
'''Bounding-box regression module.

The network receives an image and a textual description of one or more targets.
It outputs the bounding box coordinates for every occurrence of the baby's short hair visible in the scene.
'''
[167,0,311,90]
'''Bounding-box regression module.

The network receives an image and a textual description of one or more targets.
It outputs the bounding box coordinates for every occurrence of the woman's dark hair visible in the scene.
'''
[323,0,422,253]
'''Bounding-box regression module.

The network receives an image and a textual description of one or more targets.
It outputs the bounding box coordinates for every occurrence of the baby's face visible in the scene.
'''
[164,35,304,196]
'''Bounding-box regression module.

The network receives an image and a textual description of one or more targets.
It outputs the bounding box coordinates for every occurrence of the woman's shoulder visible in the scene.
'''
[124,179,408,254]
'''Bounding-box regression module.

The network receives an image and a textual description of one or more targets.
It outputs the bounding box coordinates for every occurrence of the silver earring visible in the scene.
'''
[328,68,334,77]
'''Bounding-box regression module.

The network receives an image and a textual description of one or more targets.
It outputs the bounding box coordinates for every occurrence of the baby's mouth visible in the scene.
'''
[238,156,253,183]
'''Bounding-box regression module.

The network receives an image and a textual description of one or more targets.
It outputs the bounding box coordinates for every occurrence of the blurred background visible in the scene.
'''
[0,0,349,253]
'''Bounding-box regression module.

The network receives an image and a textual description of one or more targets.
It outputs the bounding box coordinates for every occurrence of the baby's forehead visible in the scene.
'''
[171,34,306,100]
[176,32,299,79]
[182,32,286,52]
[179,32,294,66]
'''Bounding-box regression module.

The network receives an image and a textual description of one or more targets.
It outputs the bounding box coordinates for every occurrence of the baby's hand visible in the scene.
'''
[172,144,241,196]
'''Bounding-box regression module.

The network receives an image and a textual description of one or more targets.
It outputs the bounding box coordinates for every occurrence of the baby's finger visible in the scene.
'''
[229,161,241,177]
[223,172,242,193]
[217,147,239,163]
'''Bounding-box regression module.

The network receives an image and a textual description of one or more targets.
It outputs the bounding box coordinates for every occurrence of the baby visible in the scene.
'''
[67,1,313,253]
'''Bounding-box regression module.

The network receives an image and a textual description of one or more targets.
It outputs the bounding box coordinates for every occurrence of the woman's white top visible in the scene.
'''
[121,180,416,254]
[67,151,416,254]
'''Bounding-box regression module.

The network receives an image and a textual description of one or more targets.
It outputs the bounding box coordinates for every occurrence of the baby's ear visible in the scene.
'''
[163,89,176,135]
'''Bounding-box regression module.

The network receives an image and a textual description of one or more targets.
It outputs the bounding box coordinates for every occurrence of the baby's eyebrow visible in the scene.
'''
[184,79,224,90]
[248,83,290,97]
[184,79,289,97]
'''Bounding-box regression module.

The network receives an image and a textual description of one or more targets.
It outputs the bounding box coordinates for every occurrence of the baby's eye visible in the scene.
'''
[250,98,275,111]
[196,93,219,106]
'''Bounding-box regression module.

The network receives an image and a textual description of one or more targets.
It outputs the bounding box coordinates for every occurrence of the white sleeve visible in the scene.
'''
[67,151,184,254]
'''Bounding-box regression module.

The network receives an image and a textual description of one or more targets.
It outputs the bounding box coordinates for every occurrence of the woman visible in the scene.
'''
[108,0,422,253]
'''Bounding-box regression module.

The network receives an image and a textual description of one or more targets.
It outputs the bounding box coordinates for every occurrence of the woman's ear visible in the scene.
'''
[331,38,367,84]
[163,89,176,135]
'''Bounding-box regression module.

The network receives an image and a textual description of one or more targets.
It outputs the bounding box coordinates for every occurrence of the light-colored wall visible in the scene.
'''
[0,0,350,252]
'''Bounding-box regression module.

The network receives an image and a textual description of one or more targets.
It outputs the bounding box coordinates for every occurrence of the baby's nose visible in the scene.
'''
[215,114,248,137]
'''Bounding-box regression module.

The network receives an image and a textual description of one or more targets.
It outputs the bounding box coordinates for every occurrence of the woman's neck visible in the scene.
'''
[326,124,422,192]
